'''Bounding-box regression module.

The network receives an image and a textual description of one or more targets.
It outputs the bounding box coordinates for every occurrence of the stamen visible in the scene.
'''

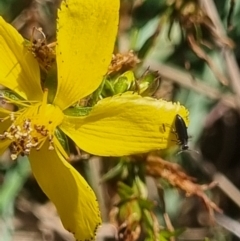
[0,94,39,108]
[10,112,15,121]
[0,131,7,139]
[48,134,54,150]
[1,95,64,160]
[5,117,56,160]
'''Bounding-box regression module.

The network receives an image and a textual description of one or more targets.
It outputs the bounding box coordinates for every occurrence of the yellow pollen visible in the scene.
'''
[1,92,64,160]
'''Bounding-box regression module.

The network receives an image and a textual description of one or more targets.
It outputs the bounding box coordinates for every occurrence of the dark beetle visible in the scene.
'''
[175,114,189,150]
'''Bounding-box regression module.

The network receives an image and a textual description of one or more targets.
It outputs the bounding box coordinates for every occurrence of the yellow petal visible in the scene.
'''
[60,93,189,156]
[54,0,120,110]
[0,17,43,101]
[0,106,11,117]
[0,108,12,154]
[29,140,101,241]
[0,138,11,156]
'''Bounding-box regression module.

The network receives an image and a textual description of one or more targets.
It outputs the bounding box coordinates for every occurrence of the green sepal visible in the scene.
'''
[101,78,115,97]
[63,106,92,116]
[100,161,125,182]
[138,70,161,96]
[117,181,135,199]
[2,89,25,101]
[133,176,148,198]
[1,89,26,110]
[54,127,70,155]
[113,71,135,94]
[90,77,106,105]
[138,198,155,210]
[119,200,142,223]
[113,76,130,94]
[142,209,155,230]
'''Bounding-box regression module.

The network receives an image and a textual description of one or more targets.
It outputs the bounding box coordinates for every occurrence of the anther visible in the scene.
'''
[10,124,16,130]
[24,149,30,155]
[23,119,31,130]
[31,142,39,147]
[48,134,54,150]
[11,154,18,160]
[25,143,32,148]
[40,130,48,136]
[48,144,54,150]
[6,132,13,139]
[14,133,21,140]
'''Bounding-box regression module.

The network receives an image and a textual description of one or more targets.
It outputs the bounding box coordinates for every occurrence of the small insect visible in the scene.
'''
[27,27,56,72]
[175,114,189,151]
[174,114,199,155]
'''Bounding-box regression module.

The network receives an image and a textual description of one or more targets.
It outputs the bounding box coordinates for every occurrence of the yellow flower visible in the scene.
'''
[0,0,188,241]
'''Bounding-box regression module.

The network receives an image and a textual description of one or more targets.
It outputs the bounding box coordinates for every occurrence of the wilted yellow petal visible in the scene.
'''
[54,0,120,110]
[29,140,101,241]
[0,17,43,101]
[60,93,189,156]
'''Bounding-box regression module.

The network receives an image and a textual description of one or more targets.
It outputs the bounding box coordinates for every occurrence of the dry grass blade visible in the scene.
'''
[201,0,240,109]
[145,154,222,219]
[187,34,229,86]
[143,60,237,109]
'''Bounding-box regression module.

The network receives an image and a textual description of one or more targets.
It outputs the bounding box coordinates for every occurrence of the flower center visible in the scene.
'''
[1,92,64,160]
